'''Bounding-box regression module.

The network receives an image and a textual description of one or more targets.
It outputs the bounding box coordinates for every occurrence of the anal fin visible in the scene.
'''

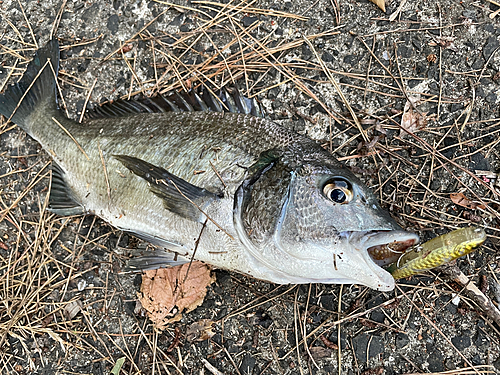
[125,248,190,272]
[48,163,85,216]
[127,229,186,251]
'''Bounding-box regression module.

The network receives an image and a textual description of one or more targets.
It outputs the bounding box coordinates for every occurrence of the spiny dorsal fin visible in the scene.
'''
[84,86,265,120]
[114,155,220,222]
[48,162,85,216]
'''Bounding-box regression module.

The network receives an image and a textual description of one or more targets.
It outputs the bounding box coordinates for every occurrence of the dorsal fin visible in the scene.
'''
[84,86,265,120]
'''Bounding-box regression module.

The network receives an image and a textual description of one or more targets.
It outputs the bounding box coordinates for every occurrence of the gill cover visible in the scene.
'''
[233,150,402,290]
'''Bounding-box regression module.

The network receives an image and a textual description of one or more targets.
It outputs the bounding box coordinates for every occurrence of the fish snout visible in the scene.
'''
[336,230,420,290]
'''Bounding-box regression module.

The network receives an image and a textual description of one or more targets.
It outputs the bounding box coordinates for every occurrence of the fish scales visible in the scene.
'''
[0,39,422,290]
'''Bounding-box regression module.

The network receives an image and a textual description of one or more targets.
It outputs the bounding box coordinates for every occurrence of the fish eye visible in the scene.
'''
[322,179,354,204]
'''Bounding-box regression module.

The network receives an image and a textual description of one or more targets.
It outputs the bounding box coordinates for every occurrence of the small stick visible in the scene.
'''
[182,219,207,285]
[437,263,500,326]
[52,117,89,160]
[209,160,227,188]
[201,358,225,375]
[79,77,98,123]
[97,141,111,202]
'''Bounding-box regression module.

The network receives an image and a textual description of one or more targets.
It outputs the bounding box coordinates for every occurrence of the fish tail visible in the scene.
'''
[0,39,59,134]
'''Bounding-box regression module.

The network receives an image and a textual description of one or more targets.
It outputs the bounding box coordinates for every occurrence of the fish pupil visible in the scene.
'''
[329,189,346,203]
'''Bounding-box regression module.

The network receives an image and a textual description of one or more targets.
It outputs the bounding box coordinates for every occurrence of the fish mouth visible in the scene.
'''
[338,230,419,290]
[362,230,419,266]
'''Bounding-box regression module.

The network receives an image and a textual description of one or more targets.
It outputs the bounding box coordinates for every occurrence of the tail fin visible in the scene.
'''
[0,39,59,132]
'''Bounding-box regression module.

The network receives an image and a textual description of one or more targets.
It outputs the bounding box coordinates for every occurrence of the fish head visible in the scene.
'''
[234,149,419,290]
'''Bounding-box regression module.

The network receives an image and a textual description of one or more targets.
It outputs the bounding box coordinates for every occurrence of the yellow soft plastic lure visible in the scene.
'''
[388,227,486,279]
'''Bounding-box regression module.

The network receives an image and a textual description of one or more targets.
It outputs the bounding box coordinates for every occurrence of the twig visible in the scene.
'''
[79,77,98,123]
[97,141,111,202]
[201,358,225,375]
[52,117,90,160]
[182,218,208,284]
[437,263,500,326]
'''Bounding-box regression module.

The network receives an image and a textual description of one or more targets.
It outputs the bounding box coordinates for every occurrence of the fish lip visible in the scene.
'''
[342,230,419,290]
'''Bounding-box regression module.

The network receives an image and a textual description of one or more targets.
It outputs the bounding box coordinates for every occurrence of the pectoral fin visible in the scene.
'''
[114,155,220,222]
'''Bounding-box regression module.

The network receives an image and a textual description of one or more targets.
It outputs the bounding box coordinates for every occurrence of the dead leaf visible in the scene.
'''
[186,319,215,342]
[319,335,338,350]
[427,53,437,63]
[361,367,384,375]
[369,0,386,12]
[450,193,486,210]
[429,36,457,51]
[138,262,215,330]
[399,97,428,137]
[121,43,134,53]
[309,346,332,361]
[64,300,83,320]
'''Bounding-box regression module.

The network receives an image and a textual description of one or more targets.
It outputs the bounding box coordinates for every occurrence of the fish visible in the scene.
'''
[0,39,420,291]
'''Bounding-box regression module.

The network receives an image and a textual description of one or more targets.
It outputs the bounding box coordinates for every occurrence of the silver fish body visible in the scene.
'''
[0,40,419,290]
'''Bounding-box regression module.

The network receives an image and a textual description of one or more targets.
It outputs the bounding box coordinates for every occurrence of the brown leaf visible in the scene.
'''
[450,193,486,210]
[319,335,338,350]
[309,346,332,361]
[399,97,428,137]
[186,319,215,342]
[64,300,83,320]
[361,367,384,375]
[121,43,134,53]
[139,262,215,330]
[369,0,386,12]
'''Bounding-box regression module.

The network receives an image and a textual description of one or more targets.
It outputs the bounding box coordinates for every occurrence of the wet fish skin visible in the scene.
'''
[0,39,419,290]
